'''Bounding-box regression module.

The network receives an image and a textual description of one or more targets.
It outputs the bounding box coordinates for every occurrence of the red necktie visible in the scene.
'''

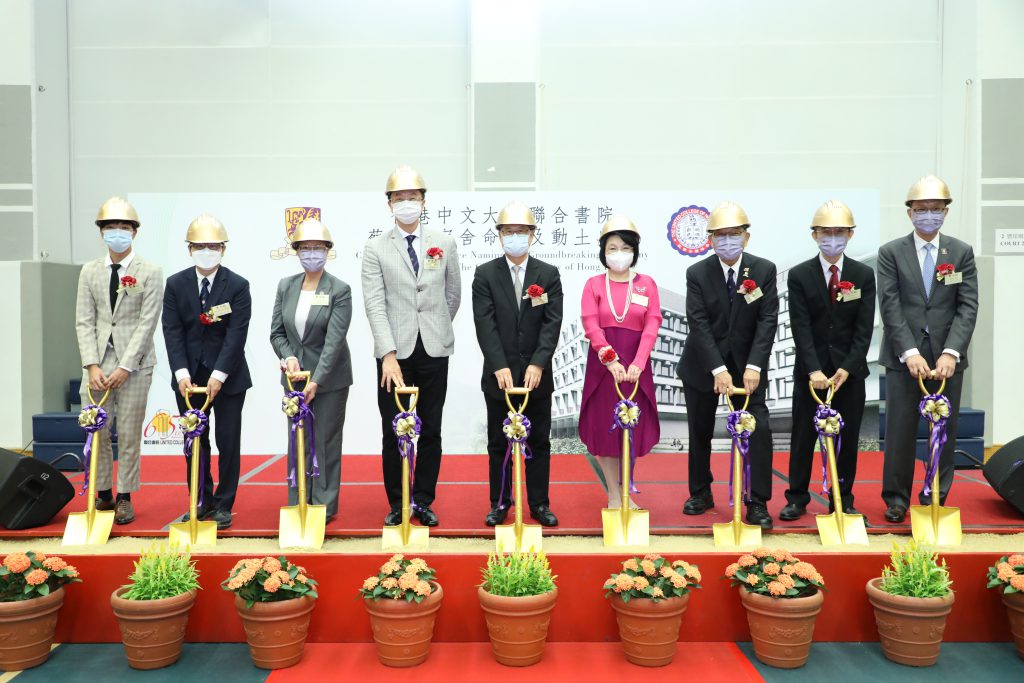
[828,264,839,303]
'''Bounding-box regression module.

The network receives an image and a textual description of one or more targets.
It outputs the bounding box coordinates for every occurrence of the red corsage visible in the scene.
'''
[598,345,619,366]
[199,312,215,325]
[527,284,544,298]
[116,274,140,294]
[738,279,758,295]
[936,263,955,280]
[426,246,443,260]
[838,281,855,292]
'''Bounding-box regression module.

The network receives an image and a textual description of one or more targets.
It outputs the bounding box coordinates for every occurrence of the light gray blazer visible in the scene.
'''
[270,270,353,391]
[361,226,461,359]
[876,232,978,371]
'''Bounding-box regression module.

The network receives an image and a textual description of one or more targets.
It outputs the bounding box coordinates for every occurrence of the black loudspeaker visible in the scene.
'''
[984,437,1024,516]
[0,448,75,530]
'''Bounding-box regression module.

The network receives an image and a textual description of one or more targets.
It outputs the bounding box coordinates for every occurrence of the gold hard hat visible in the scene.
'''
[599,214,640,239]
[185,213,229,243]
[290,218,333,248]
[95,196,140,228]
[811,199,856,229]
[905,174,952,206]
[707,201,750,231]
[385,165,427,195]
[495,201,537,228]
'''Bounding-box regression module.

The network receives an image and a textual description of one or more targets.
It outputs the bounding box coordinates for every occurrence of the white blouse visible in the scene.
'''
[294,290,316,338]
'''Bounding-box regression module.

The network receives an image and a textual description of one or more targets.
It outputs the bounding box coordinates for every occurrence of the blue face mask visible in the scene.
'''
[911,210,945,234]
[298,250,327,273]
[817,234,848,259]
[712,233,744,262]
[502,233,530,258]
[102,229,133,254]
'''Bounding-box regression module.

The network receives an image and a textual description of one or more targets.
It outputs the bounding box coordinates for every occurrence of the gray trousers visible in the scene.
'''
[287,386,349,517]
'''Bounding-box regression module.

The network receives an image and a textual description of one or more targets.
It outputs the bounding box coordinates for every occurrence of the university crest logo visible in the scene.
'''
[666,205,711,257]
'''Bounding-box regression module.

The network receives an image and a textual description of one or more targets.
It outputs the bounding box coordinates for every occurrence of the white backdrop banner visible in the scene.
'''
[129,190,880,455]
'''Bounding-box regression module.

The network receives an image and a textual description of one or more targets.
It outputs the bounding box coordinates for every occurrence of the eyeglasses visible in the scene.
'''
[813,228,851,237]
[296,246,328,254]
[911,208,945,216]
[499,228,532,236]
[189,243,225,252]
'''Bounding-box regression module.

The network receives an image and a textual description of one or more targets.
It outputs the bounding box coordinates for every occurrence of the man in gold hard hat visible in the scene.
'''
[676,201,779,529]
[780,200,875,522]
[74,196,164,524]
[362,166,461,527]
[161,214,253,529]
[472,201,563,527]
[877,175,978,523]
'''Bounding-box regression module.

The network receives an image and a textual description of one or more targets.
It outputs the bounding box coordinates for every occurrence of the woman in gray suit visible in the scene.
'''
[270,218,353,523]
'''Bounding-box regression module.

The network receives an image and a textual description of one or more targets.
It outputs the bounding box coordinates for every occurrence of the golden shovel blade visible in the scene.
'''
[279,504,327,549]
[601,508,650,547]
[382,522,429,550]
[61,509,115,546]
[168,519,218,548]
[910,504,962,546]
[816,511,869,546]
[495,523,544,553]
[712,520,762,548]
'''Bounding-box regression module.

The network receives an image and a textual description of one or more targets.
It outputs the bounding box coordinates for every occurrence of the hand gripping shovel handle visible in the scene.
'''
[184,386,210,540]
[614,381,639,528]
[724,386,750,413]
[918,373,946,510]
[285,371,312,523]
[504,387,531,550]
[808,379,838,407]
[394,386,419,545]
[83,387,111,508]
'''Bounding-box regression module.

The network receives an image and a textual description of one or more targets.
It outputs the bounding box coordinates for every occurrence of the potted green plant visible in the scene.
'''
[222,556,318,669]
[360,554,442,668]
[110,543,200,670]
[478,550,557,667]
[0,550,80,671]
[986,553,1024,659]
[866,540,954,667]
[724,547,824,669]
[604,553,701,667]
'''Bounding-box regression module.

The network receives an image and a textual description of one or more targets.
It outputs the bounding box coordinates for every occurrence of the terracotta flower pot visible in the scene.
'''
[234,594,316,669]
[865,577,954,667]
[1002,590,1024,660]
[478,586,557,667]
[364,581,443,667]
[110,587,196,670]
[0,587,64,671]
[740,588,823,669]
[609,593,690,667]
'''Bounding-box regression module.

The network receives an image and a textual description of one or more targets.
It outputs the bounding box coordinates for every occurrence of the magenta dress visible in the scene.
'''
[578,272,662,458]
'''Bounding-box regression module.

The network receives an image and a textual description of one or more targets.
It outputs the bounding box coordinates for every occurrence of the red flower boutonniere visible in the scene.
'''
[738,279,757,295]
[838,281,855,292]
[835,280,861,302]
[199,310,222,326]
[116,274,142,295]
[426,247,443,260]
[527,284,544,298]
[936,263,955,281]
[598,345,619,366]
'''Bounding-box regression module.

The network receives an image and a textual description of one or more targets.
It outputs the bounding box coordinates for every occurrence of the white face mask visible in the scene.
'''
[392,200,423,225]
[606,252,633,273]
[192,248,223,270]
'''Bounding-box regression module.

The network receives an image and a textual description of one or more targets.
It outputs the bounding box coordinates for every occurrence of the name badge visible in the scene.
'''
[530,293,549,307]
[425,258,441,269]
[210,302,232,316]
[312,293,330,306]
[841,288,862,302]
[631,292,649,307]
[944,272,963,285]
[743,287,763,304]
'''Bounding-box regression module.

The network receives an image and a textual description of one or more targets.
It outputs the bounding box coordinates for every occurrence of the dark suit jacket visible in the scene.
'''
[472,256,563,400]
[162,266,252,395]
[788,255,876,379]
[876,233,978,370]
[677,252,779,392]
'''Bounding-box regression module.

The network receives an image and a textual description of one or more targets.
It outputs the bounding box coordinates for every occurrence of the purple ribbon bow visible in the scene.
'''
[77,404,108,496]
[392,411,422,509]
[610,398,642,494]
[181,408,209,508]
[498,412,532,509]
[813,404,845,497]
[919,392,951,497]
[283,390,318,488]
[726,410,755,506]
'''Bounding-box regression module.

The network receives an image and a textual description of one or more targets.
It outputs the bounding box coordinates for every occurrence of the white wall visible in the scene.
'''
[0,263,22,445]
[0,0,31,84]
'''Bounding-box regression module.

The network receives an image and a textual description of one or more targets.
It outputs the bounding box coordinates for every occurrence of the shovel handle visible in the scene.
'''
[184,386,212,412]
[614,381,640,402]
[86,386,112,408]
[394,386,419,412]
[285,370,311,393]
[808,379,837,406]
[724,386,750,412]
[918,373,947,396]
[504,387,530,413]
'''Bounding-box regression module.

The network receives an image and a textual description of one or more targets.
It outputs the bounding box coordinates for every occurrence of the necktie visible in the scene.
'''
[727,267,735,304]
[513,265,523,309]
[200,277,210,310]
[109,263,121,313]
[828,264,840,304]
[922,243,935,298]
[406,234,419,275]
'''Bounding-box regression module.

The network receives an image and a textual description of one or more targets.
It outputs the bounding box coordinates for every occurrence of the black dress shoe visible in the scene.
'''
[415,506,439,527]
[208,508,232,530]
[485,506,509,527]
[181,506,210,522]
[745,503,774,530]
[778,503,806,521]
[829,505,863,516]
[383,509,401,526]
[884,505,907,523]
[530,505,558,527]
[683,491,714,516]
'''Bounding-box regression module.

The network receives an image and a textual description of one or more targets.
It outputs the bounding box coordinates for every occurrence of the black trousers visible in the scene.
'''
[785,370,865,509]
[484,387,552,510]
[684,365,774,504]
[174,366,245,512]
[377,337,449,510]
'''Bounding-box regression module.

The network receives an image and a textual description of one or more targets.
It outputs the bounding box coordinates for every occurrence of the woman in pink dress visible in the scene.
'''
[578,215,662,509]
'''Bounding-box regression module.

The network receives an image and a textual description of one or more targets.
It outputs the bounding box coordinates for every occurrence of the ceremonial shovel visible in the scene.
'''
[382,387,429,549]
[279,371,326,549]
[910,374,962,546]
[62,387,114,546]
[810,380,868,546]
[713,387,762,548]
[496,387,544,553]
[168,387,217,547]
[602,381,650,547]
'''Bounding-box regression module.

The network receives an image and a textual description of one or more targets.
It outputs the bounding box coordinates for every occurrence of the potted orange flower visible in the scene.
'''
[603,553,701,667]
[360,554,442,667]
[221,556,318,669]
[0,550,80,671]
[724,547,825,668]
[986,554,1024,659]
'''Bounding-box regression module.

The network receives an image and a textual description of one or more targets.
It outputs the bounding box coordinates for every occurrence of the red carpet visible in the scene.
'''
[9,451,1022,537]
